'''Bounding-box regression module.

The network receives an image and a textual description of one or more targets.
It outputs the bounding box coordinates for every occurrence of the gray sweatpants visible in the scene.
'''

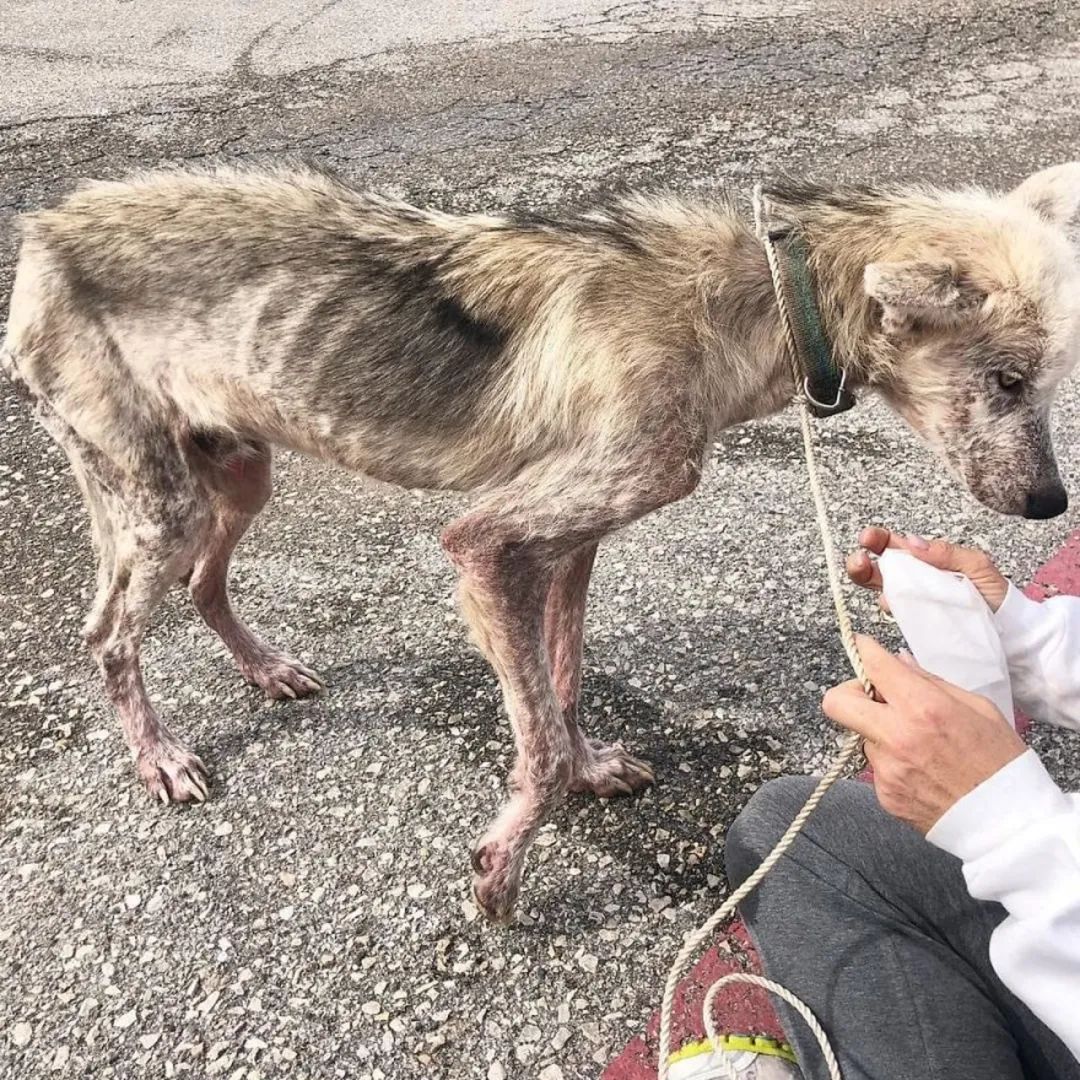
[725,777,1080,1080]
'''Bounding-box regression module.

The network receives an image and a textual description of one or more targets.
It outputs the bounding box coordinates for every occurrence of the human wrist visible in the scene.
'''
[926,749,1070,861]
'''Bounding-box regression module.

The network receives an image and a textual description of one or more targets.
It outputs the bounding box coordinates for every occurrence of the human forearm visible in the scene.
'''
[927,751,1080,1062]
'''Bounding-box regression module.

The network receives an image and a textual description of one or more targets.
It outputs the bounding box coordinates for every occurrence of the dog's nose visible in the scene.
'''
[1024,484,1069,520]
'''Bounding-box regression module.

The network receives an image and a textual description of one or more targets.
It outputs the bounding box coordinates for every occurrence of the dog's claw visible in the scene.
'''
[470,844,488,877]
[188,764,209,802]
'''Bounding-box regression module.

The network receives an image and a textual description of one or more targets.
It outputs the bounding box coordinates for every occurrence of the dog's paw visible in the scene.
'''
[470,840,522,925]
[136,738,209,804]
[570,739,655,798]
[244,651,324,700]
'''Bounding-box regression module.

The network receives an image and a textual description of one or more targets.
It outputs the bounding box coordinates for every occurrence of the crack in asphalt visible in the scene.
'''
[0,0,1062,235]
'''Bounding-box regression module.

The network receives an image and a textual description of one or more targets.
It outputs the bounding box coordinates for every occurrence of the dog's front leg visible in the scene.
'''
[448,541,573,923]
[442,425,704,920]
[544,543,654,797]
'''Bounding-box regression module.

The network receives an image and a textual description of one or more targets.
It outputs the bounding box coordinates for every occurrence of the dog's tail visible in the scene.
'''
[0,337,34,403]
[1,336,21,384]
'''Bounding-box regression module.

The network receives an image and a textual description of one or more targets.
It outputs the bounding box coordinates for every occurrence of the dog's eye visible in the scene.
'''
[997,371,1024,392]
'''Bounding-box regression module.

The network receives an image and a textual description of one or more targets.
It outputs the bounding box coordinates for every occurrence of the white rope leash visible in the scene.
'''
[703,974,841,1080]
[655,186,875,1080]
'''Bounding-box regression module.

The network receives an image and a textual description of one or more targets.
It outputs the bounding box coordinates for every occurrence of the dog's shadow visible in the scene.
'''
[523,671,791,937]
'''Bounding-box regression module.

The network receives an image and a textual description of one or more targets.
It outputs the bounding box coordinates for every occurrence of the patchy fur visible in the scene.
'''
[3,161,1080,919]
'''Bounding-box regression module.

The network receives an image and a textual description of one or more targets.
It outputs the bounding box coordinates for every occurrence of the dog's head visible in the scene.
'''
[860,164,1080,519]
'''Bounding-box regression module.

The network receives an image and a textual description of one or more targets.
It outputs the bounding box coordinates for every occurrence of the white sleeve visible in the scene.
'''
[924,747,1080,1058]
[927,750,1080,1063]
[994,585,1080,732]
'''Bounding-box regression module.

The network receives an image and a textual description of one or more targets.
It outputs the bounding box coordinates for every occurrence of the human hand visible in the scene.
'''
[846,526,1009,612]
[823,636,1026,834]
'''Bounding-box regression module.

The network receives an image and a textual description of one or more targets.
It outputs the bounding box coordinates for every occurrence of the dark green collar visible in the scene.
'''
[767,225,855,419]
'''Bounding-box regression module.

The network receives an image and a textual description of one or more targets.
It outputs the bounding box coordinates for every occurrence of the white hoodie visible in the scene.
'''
[926,585,1080,1062]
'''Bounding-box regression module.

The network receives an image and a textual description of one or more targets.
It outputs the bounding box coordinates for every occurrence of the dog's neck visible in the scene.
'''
[701,203,884,432]
[790,207,887,383]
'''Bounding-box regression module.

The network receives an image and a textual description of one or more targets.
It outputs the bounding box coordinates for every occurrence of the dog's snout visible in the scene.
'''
[1024,485,1069,520]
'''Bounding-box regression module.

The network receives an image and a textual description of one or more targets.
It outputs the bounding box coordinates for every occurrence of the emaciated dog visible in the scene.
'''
[3,162,1078,920]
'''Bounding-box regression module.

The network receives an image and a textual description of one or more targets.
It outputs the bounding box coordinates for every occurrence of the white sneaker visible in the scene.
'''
[668,1035,802,1079]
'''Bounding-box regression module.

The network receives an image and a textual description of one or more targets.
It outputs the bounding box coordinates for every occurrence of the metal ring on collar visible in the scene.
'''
[803,368,849,413]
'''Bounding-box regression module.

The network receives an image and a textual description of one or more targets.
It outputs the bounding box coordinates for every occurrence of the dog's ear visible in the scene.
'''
[1008,162,1080,227]
[863,261,983,337]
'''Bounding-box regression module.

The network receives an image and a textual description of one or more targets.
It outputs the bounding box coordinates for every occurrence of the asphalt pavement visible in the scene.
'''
[2,2,1079,1078]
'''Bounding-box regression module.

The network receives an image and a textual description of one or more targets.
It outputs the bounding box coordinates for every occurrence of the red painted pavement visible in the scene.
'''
[604,529,1080,1080]
[1024,529,1080,600]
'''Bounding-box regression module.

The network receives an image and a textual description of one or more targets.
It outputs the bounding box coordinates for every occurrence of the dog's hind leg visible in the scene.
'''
[10,336,209,801]
[441,423,704,921]
[80,445,212,803]
[187,438,323,699]
[32,402,119,638]
[544,542,655,798]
